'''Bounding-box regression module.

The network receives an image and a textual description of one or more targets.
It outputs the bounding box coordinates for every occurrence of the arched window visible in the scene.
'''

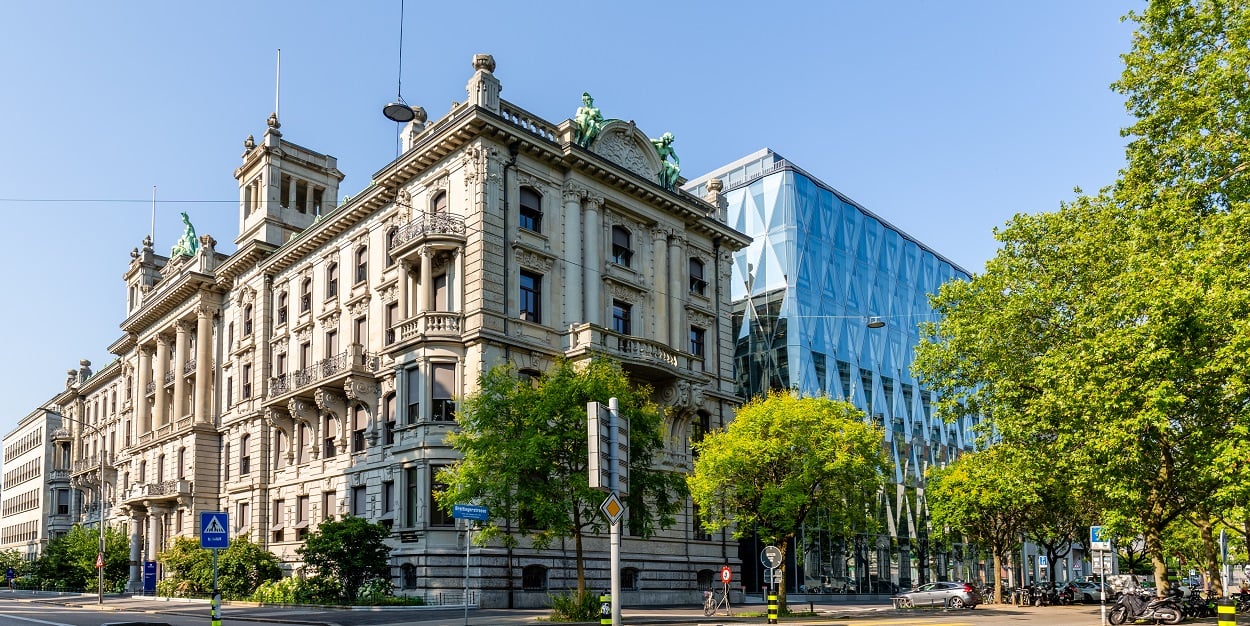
[610,226,632,267]
[177,447,186,479]
[621,567,640,590]
[522,565,548,591]
[157,454,165,482]
[519,187,542,233]
[401,563,418,589]
[242,304,254,336]
[298,423,311,464]
[431,191,448,214]
[275,430,288,469]
[697,569,715,589]
[300,278,312,312]
[277,292,288,325]
[326,263,339,300]
[139,460,147,483]
[385,227,398,267]
[355,246,368,283]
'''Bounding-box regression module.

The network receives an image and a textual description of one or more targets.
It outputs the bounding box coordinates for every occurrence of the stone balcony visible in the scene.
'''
[564,323,692,381]
[392,311,463,345]
[266,344,380,404]
[121,479,192,504]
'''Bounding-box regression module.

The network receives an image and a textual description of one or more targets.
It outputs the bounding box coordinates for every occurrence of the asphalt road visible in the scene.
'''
[1,592,1247,626]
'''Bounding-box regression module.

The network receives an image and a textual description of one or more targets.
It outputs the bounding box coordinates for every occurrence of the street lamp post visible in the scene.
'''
[50,410,107,605]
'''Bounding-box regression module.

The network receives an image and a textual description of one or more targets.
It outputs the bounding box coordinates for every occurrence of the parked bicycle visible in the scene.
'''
[703,586,732,616]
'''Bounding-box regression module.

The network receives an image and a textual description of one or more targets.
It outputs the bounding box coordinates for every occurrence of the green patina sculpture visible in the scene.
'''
[573,92,605,148]
[652,132,680,190]
[170,212,200,258]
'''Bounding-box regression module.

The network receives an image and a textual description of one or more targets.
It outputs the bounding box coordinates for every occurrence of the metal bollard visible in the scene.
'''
[767,592,778,624]
[599,591,611,626]
[1217,598,1235,626]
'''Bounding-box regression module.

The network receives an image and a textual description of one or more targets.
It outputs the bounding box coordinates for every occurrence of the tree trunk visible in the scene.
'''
[1143,523,1169,598]
[1195,513,1222,596]
[573,506,585,599]
[777,540,789,613]
[993,551,1005,604]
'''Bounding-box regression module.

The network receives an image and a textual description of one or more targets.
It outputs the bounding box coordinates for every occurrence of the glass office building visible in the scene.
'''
[687,149,983,594]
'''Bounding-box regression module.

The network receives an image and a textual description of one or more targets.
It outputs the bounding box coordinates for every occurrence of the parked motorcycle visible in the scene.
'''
[1108,589,1184,625]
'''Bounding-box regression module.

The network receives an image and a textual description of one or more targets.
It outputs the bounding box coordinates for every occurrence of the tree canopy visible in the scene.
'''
[688,392,889,608]
[297,516,392,603]
[32,524,128,592]
[437,357,685,599]
[914,0,1250,595]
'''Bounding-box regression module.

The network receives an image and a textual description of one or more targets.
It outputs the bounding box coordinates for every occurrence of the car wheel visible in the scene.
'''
[897,597,913,608]
[948,597,966,609]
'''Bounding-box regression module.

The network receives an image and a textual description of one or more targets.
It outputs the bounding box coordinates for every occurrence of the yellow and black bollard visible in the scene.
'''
[1217,598,1235,626]
[599,591,611,626]
[767,589,778,624]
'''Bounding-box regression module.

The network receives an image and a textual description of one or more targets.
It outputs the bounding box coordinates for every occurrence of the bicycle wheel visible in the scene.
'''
[703,598,714,616]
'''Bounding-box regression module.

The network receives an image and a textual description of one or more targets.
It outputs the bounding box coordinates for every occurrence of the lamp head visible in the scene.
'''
[866,316,886,329]
[383,102,416,123]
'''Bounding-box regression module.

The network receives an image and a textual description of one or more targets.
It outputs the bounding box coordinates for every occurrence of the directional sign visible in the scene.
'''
[200,511,229,549]
[452,504,489,521]
[1090,525,1110,551]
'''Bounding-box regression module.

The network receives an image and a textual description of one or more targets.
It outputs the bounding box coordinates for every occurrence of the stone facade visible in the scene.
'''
[5,56,749,607]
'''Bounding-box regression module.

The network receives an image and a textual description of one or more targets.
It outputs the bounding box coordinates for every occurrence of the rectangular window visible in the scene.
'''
[275,353,287,376]
[612,300,632,335]
[271,499,286,542]
[325,330,339,357]
[690,326,706,359]
[519,270,542,323]
[353,316,367,345]
[225,377,233,409]
[326,264,339,300]
[384,394,396,445]
[689,258,707,295]
[56,489,69,515]
[385,303,398,345]
[351,404,367,453]
[429,466,454,527]
[611,226,633,267]
[237,501,249,532]
[352,485,367,517]
[241,364,252,399]
[431,363,456,422]
[405,367,420,424]
[383,481,395,513]
[405,467,419,527]
[296,495,310,540]
[322,490,337,522]
[433,274,449,312]
[519,188,543,233]
[300,342,312,370]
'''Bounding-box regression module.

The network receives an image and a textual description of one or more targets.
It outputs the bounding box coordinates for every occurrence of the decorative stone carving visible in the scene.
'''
[591,120,663,183]
[347,294,371,317]
[514,247,555,273]
[562,181,590,203]
[344,376,379,403]
[314,388,345,415]
[688,309,714,329]
[515,170,547,192]
[607,282,640,303]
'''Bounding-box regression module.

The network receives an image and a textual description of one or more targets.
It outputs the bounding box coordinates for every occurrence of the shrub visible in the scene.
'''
[549,590,600,622]
[294,575,343,605]
[251,576,298,604]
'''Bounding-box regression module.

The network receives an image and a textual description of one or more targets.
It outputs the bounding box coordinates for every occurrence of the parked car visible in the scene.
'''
[891,581,982,609]
[1071,580,1107,602]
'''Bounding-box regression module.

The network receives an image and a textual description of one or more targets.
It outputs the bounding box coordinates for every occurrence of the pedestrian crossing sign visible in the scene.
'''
[200,511,229,549]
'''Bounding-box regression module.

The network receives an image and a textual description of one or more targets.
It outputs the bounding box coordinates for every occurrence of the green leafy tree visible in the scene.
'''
[915,0,1250,597]
[927,446,1037,604]
[297,516,391,604]
[157,536,213,596]
[217,535,283,599]
[33,524,128,591]
[0,548,27,579]
[687,392,889,611]
[437,358,685,604]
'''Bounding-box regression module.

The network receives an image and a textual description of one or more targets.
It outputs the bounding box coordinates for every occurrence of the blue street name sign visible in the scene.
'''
[200,511,230,549]
[452,504,489,521]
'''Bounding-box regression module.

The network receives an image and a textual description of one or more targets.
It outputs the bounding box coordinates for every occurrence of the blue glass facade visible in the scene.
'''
[688,149,984,594]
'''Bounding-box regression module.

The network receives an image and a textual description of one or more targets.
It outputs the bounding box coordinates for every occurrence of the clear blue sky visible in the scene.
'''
[0,1,1137,438]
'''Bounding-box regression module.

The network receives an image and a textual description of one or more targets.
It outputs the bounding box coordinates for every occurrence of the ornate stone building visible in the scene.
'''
[8,55,748,606]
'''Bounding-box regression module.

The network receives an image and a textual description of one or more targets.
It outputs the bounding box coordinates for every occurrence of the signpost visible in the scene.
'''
[200,512,228,626]
[588,398,629,626]
[762,546,782,624]
[453,503,489,626]
[1090,525,1109,626]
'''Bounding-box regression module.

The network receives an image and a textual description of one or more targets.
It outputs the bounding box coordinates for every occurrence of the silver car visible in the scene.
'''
[892,581,983,609]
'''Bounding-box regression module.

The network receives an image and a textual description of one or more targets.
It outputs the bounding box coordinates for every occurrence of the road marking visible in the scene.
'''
[0,615,74,626]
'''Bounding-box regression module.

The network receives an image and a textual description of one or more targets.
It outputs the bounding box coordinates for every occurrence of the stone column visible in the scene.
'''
[668,234,686,348]
[562,187,583,325]
[136,345,152,433]
[173,321,190,422]
[454,248,464,313]
[582,196,603,326]
[194,306,214,424]
[154,335,170,428]
[288,177,297,210]
[144,504,161,564]
[416,248,430,314]
[128,512,144,591]
[397,260,410,320]
[651,228,669,343]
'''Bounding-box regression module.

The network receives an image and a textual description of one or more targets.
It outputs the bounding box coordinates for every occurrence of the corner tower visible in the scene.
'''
[233,113,344,247]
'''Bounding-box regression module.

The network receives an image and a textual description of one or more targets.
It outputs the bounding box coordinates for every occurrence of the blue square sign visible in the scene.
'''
[200,511,229,549]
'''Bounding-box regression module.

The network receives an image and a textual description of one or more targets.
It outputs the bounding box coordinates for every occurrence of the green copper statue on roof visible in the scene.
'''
[573,92,605,148]
[170,212,200,258]
[652,132,680,190]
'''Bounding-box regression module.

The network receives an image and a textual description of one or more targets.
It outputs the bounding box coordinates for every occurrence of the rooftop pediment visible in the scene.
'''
[588,120,663,185]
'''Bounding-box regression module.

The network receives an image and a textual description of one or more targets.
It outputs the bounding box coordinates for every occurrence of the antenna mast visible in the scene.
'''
[275,48,281,121]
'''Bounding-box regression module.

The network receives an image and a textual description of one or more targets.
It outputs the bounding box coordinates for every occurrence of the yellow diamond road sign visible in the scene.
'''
[600,492,624,525]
